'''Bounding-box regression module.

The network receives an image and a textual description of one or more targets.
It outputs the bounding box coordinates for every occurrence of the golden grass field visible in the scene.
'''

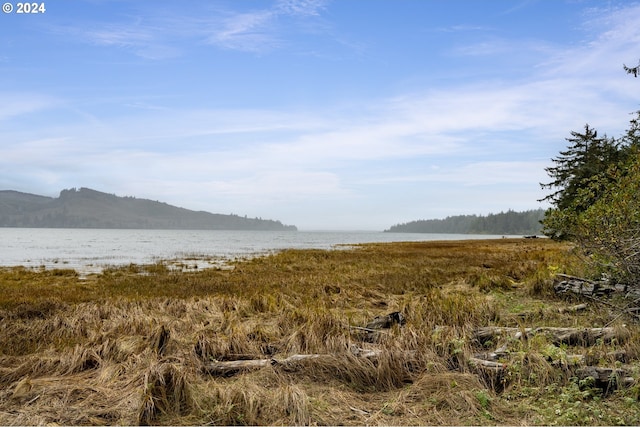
[1,238,639,425]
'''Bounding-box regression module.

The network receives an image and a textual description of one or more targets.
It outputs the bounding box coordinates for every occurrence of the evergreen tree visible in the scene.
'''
[540,125,620,239]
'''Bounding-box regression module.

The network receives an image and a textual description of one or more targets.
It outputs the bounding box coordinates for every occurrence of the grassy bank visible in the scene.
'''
[1,239,639,425]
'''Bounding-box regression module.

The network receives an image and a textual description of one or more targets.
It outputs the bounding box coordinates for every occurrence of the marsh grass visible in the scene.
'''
[1,238,640,425]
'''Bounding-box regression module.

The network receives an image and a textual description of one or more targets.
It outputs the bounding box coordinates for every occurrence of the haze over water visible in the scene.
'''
[1,228,512,275]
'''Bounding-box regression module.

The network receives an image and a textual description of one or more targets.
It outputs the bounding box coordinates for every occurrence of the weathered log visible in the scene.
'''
[473,326,627,346]
[473,326,530,344]
[204,353,331,375]
[204,348,387,376]
[553,274,640,299]
[544,327,627,345]
[550,350,632,367]
[474,342,510,362]
[349,345,382,359]
[575,366,635,391]
[203,345,419,377]
[558,303,589,313]
[205,358,273,376]
[468,357,506,371]
[468,357,507,391]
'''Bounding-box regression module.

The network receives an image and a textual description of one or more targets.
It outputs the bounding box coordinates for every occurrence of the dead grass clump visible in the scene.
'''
[96,335,147,362]
[248,293,279,314]
[148,325,171,356]
[467,270,514,292]
[193,332,227,362]
[411,290,498,328]
[0,346,101,386]
[280,311,349,354]
[62,345,102,374]
[198,377,270,425]
[1,370,136,426]
[138,362,195,425]
[394,372,489,420]
[275,384,311,425]
[194,320,283,363]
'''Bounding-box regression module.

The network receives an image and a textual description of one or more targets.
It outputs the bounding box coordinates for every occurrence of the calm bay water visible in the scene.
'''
[0,228,511,274]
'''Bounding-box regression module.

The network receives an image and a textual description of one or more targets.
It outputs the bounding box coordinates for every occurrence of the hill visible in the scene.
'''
[0,187,297,230]
[385,208,545,235]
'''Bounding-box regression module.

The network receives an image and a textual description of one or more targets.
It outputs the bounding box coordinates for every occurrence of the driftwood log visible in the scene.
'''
[554,274,616,298]
[204,353,327,376]
[575,366,635,391]
[473,326,628,346]
[204,346,383,376]
[558,303,589,313]
[554,274,640,299]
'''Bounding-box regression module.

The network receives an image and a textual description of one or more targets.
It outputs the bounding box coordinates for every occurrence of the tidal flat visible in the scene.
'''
[1,239,639,425]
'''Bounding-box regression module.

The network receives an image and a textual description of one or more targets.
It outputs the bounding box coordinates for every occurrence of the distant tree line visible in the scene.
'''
[385,209,545,235]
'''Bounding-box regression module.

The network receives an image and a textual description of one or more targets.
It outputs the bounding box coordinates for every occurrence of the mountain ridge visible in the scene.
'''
[0,187,297,231]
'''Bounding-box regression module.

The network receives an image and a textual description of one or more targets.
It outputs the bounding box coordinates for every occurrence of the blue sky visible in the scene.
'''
[1,0,639,230]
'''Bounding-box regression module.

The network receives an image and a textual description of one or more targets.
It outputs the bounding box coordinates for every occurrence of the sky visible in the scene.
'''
[1,0,639,230]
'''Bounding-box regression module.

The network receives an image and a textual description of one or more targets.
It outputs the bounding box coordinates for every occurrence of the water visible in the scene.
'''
[0,228,513,275]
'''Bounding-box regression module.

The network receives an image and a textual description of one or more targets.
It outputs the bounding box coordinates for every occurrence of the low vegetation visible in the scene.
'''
[2,238,640,425]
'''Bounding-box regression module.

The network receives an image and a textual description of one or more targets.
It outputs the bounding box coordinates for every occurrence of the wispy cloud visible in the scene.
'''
[207,9,280,52]
[54,0,333,57]
[206,0,330,52]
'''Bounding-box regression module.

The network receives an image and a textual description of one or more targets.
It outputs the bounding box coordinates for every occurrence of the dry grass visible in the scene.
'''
[1,238,639,425]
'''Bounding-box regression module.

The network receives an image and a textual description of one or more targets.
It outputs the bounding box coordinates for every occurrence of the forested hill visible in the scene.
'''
[0,188,297,231]
[385,209,545,235]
